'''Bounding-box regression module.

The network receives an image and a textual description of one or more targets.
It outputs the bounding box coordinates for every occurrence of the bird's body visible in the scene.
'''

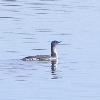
[22,55,51,61]
[21,40,60,61]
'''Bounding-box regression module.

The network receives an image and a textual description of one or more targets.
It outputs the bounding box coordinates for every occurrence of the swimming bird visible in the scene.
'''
[21,40,61,61]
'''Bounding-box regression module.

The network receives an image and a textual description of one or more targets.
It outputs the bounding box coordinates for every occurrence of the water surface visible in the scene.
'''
[0,0,100,100]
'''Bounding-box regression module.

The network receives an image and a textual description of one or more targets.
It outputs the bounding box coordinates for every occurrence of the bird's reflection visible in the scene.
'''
[51,61,57,73]
[51,60,59,79]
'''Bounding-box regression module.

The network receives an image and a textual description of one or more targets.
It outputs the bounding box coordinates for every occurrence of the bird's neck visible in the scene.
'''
[51,45,58,58]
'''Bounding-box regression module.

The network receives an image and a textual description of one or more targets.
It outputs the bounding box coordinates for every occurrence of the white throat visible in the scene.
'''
[51,45,58,59]
[54,48,58,58]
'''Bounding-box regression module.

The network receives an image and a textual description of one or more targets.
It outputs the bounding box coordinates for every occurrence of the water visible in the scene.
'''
[0,0,100,100]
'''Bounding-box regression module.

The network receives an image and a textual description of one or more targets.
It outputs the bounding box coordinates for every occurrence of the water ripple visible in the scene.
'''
[51,33,72,36]
[2,4,21,6]
[6,50,18,53]
[32,49,47,51]
[0,16,13,19]
[3,0,16,1]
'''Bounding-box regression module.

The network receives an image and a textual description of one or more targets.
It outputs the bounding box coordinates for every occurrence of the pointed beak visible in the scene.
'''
[58,41,61,43]
[57,41,61,45]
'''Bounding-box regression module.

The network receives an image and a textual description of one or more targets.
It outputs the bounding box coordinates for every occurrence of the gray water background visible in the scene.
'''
[0,0,100,100]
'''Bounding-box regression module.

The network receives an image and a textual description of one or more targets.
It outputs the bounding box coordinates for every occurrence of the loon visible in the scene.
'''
[22,40,61,61]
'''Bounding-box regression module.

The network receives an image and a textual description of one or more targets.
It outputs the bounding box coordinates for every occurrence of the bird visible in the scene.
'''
[21,40,61,61]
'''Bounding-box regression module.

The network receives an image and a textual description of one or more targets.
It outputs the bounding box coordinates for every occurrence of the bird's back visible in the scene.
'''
[22,55,51,61]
